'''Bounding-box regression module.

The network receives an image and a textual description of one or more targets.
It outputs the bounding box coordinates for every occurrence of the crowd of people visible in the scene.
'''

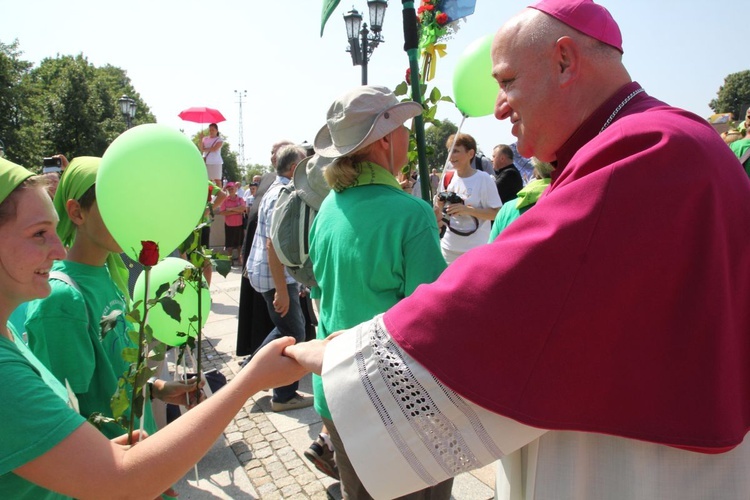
[2,0,749,499]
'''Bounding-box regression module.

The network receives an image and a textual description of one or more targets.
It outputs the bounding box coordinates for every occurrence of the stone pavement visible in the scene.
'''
[171,266,496,499]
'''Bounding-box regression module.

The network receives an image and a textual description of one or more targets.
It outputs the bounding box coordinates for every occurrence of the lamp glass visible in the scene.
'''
[343,8,362,40]
[118,95,131,116]
[368,0,387,32]
[128,98,137,118]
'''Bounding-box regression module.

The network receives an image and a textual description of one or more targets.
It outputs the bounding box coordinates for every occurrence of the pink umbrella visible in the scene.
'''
[178,106,226,124]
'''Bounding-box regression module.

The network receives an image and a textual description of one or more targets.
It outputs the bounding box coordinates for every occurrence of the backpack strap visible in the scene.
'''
[739,148,750,167]
[49,270,89,319]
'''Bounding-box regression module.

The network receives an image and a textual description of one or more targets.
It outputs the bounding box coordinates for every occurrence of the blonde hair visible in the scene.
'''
[323,143,374,192]
[722,129,742,145]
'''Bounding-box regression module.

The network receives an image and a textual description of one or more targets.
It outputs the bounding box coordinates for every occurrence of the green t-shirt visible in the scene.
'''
[309,162,447,419]
[0,324,84,500]
[25,260,156,439]
[729,138,750,178]
[488,178,552,242]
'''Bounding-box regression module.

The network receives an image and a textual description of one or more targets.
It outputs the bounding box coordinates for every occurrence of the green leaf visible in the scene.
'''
[134,365,156,389]
[188,315,198,323]
[143,324,154,343]
[394,81,408,96]
[110,385,130,420]
[127,328,140,346]
[121,347,139,363]
[87,412,121,430]
[430,86,442,103]
[148,343,167,361]
[440,95,454,103]
[215,258,231,278]
[154,281,170,298]
[125,307,141,324]
[159,296,182,322]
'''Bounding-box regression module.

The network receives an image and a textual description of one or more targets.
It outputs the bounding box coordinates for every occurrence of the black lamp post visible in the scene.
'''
[118,94,137,129]
[0,139,5,158]
[343,0,388,85]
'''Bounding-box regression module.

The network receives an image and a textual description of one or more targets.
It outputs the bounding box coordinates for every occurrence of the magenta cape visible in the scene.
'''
[384,83,750,453]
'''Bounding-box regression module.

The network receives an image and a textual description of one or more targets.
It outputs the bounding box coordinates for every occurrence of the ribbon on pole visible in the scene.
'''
[423,43,447,81]
[402,1,431,202]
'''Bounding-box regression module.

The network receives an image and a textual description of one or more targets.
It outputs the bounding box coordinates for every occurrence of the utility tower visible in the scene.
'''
[234,89,247,169]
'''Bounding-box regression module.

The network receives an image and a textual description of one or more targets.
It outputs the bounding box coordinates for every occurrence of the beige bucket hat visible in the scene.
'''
[292,154,332,210]
[314,85,422,158]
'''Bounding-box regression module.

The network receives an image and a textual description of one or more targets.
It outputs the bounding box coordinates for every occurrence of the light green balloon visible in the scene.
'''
[96,124,207,261]
[133,257,211,347]
[452,34,498,118]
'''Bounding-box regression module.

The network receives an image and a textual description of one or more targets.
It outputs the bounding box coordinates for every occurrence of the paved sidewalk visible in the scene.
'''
[171,267,496,499]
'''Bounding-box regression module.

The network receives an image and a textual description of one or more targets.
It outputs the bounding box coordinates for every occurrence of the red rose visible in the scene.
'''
[436,12,448,24]
[139,240,159,266]
[424,4,434,11]
[405,68,412,85]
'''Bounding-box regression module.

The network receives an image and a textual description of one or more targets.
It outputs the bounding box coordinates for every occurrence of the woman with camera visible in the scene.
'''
[437,133,502,264]
[0,157,305,499]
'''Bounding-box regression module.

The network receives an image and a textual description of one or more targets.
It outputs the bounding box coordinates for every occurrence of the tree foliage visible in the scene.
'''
[709,70,750,122]
[0,39,155,170]
[424,119,458,171]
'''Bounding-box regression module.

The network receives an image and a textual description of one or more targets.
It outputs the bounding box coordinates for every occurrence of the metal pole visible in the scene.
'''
[361,25,369,85]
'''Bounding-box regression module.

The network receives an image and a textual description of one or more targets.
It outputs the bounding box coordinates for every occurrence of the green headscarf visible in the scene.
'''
[54,157,131,301]
[0,157,34,205]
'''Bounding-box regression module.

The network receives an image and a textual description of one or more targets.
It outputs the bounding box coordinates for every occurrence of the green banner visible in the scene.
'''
[321,0,341,36]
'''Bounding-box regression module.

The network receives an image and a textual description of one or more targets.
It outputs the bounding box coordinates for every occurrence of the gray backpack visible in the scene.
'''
[269,183,318,287]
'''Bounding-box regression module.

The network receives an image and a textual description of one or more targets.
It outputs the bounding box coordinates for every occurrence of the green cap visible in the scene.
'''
[0,157,34,204]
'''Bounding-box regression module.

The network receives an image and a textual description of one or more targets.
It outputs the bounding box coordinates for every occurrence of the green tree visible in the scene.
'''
[244,163,273,183]
[424,119,458,172]
[221,143,240,182]
[709,70,750,123]
[24,54,155,166]
[0,40,37,165]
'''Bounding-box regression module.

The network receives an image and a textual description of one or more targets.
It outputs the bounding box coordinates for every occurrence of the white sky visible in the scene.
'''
[1,0,743,166]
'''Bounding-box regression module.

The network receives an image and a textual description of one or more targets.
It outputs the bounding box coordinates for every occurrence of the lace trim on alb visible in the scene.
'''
[355,317,481,479]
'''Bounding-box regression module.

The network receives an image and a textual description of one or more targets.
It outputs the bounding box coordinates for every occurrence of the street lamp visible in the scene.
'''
[343,0,388,85]
[0,139,5,158]
[118,94,137,129]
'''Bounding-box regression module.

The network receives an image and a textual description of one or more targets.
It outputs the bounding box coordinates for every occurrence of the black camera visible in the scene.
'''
[437,191,464,204]
[42,157,62,174]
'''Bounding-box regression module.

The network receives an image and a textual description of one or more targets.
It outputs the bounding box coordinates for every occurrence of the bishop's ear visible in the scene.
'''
[555,36,580,88]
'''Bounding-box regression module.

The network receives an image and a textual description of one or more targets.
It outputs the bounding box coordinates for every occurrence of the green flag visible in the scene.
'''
[321,0,341,36]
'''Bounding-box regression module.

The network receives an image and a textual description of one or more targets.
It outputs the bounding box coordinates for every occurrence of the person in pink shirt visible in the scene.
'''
[218,181,246,266]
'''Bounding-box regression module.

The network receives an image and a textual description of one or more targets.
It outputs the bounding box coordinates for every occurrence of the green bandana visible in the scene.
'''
[54,156,131,301]
[516,178,552,210]
[0,158,34,205]
[350,161,402,190]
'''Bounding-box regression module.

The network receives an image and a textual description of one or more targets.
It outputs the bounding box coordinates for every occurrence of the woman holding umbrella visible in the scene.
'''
[200,123,224,186]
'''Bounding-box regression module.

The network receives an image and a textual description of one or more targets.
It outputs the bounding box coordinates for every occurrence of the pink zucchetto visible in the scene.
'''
[529,0,623,53]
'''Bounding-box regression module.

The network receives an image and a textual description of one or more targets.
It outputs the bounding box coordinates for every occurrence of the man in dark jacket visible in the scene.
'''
[492,143,524,203]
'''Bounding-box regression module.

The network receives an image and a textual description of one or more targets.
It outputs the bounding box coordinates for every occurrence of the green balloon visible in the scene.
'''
[133,257,211,347]
[96,124,207,261]
[453,34,498,118]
